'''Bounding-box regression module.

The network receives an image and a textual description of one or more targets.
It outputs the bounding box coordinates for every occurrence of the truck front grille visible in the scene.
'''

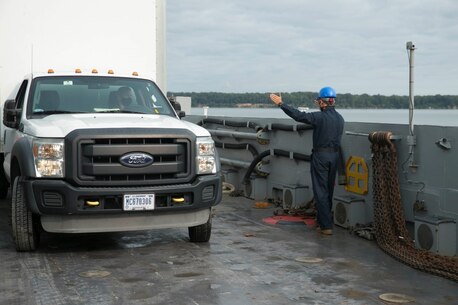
[67,129,195,186]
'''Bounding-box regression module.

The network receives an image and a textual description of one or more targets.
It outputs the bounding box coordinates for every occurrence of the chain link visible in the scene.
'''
[369,131,458,281]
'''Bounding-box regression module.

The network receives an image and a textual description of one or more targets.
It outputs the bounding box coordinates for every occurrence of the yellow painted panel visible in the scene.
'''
[345,156,369,195]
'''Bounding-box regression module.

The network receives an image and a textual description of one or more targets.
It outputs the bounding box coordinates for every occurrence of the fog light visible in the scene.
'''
[85,200,100,207]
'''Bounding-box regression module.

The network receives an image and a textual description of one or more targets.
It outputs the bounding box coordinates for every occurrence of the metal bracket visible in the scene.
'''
[436,138,452,150]
[256,130,270,145]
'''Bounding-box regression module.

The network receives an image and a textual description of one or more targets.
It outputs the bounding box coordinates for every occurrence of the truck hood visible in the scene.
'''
[23,114,210,138]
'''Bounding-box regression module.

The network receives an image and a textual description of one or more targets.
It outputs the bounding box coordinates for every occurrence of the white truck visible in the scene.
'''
[0,0,221,251]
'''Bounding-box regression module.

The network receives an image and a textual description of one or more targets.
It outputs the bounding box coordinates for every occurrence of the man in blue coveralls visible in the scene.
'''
[270,87,345,235]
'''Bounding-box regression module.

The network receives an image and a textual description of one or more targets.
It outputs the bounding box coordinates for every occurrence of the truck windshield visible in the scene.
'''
[27,76,174,117]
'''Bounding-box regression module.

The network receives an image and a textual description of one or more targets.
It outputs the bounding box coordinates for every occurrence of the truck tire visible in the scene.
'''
[12,177,40,251]
[188,217,212,242]
[0,155,9,199]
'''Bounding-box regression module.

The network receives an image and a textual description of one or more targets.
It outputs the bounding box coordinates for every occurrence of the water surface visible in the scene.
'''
[191,108,458,126]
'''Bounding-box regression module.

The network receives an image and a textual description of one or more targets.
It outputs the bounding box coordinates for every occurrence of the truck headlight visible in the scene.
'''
[196,137,216,174]
[32,139,64,177]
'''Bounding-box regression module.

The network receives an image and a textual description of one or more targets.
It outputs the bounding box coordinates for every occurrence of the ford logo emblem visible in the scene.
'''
[119,152,154,168]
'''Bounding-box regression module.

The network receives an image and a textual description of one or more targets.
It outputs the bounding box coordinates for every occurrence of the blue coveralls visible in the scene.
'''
[280,104,345,230]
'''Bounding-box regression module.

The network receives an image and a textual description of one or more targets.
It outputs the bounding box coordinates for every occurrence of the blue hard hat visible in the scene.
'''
[318,87,336,99]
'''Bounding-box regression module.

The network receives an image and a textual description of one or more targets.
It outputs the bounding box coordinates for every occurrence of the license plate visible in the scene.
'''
[123,194,155,211]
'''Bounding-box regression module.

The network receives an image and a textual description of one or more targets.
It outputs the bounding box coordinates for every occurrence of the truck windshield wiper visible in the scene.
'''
[34,110,85,115]
[97,109,148,114]
[118,110,148,114]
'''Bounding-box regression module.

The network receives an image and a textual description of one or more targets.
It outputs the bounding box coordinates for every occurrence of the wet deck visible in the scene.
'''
[1,194,457,305]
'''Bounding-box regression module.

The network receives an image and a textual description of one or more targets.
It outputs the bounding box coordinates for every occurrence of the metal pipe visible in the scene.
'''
[220,157,251,168]
[345,131,372,137]
[345,131,402,140]
[208,129,258,140]
[406,41,417,167]
[407,41,415,137]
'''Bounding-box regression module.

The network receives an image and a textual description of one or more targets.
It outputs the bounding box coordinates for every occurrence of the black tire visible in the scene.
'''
[0,155,9,199]
[12,177,40,251]
[188,216,212,242]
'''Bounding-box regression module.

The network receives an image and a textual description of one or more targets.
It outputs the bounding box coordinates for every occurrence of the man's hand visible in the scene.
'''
[270,93,282,106]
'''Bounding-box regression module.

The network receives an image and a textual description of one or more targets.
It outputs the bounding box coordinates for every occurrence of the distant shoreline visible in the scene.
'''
[169,92,458,109]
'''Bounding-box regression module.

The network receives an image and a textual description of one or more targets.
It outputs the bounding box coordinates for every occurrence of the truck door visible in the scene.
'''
[3,79,29,180]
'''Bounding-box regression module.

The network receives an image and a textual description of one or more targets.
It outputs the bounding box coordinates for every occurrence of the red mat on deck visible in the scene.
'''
[263,215,316,226]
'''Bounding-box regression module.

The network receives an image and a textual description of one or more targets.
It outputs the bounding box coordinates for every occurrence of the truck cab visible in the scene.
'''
[2,70,222,251]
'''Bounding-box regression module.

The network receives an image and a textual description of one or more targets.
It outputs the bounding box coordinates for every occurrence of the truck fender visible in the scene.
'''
[11,138,35,178]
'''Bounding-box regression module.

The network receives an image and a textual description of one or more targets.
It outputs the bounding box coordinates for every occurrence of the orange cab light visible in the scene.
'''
[75,68,82,73]
[132,71,139,76]
[107,69,114,74]
[47,69,54,74]
[91,69,98,74]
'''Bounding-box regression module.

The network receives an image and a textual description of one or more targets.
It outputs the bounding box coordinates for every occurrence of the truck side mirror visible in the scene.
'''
[177,110,186,118]
[3,99,21,129]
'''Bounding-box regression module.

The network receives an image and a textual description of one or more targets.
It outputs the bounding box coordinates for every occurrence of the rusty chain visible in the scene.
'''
[369,131,458,282]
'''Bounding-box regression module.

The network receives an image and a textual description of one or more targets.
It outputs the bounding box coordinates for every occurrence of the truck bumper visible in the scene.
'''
[23,174,222,217]
[40,208,212,233]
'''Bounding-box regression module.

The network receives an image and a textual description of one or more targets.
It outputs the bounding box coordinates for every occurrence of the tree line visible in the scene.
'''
[168,92,458,109]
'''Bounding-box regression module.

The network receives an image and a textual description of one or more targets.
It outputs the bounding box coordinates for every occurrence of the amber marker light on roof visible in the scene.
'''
[91,69,98,74]
[107,69,114,74]
[48,69,55,74]
[75,68,82,73]
[132,71,139,76]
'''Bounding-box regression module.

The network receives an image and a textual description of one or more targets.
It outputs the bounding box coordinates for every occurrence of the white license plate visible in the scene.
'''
[123,194,155,211]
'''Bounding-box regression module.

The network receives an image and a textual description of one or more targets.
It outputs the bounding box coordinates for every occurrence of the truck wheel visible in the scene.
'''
[0,155,9,199]
[188,217,212,242]
[12,177,40,251]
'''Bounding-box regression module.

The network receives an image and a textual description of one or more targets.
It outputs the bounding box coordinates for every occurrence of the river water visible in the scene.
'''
[191,107,458,127]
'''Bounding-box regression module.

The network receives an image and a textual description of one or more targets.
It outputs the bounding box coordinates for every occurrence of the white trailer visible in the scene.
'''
[0,0,166,102]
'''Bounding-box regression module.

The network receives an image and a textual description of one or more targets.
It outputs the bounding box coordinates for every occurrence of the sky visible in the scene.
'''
[166,0,458,96]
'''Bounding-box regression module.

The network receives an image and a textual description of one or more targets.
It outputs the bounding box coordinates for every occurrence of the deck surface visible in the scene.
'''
[1,193,457,305]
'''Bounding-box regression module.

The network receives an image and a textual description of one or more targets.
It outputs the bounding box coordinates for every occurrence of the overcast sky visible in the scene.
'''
[166,0,458,96]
